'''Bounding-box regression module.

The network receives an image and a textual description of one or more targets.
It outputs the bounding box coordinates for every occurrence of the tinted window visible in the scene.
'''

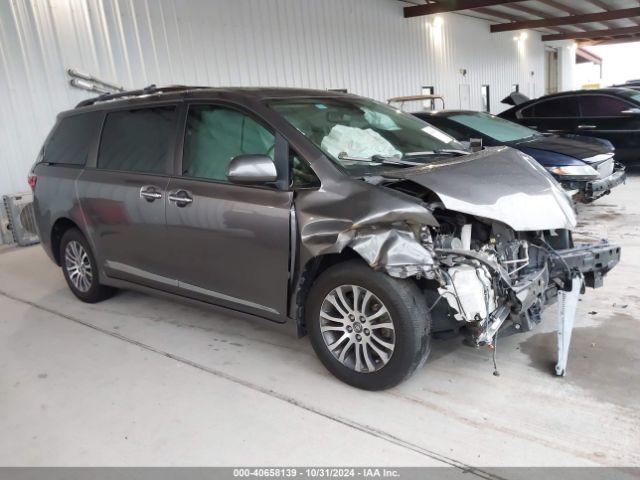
[291,152,319,188]
[520,105,535,118]
[182,105,275,181]
[579,95,631,116]
[97,107,176,173]
[45,112,103,166]
[524,97,579,118]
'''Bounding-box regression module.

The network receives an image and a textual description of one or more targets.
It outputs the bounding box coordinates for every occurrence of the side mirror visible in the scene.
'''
[226,154,277,185]
[621,108,640,116]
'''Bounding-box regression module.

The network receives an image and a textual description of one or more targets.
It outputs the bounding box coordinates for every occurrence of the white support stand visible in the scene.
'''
[555,276,583,376]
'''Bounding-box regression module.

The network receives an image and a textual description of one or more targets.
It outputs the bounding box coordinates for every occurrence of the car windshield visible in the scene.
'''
[269,97,465,175]
[446,111,540,142]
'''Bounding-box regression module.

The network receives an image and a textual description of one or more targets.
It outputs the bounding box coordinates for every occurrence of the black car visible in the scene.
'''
[415,110,626,202]
[499,88,640,167]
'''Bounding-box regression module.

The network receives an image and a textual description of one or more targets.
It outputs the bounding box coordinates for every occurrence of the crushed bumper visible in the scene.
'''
[585,165,626,200]
[560,164,626,202]
[551,242,621,288]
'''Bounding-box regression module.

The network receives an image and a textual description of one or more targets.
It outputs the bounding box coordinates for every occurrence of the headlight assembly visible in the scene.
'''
[546,165,599,180]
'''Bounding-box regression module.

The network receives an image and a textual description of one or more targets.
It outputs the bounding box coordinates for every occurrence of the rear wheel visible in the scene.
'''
[60,228,115,303]
[306,260,431,390]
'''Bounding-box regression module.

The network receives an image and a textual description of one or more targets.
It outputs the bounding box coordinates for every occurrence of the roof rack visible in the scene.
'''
[75,84,207,108]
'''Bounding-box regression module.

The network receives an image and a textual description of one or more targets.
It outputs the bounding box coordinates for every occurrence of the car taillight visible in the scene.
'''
[28,173,37,190]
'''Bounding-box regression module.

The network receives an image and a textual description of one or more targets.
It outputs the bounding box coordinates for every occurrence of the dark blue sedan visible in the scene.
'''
[415,110,626,202]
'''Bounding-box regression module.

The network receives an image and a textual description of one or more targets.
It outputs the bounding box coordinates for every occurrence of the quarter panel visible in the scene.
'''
[32,164,84,262]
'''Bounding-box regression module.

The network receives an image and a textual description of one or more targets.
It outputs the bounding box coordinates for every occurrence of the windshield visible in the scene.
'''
[269,97,464,174]
[447,112,540,142]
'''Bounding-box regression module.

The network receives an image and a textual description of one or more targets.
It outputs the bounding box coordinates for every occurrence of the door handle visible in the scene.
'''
[139,186,163,202]
[578,125,596,129]
[168,189,193,207]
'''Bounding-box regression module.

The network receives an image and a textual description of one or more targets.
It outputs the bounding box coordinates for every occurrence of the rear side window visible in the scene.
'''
[182,105,275,182]
[523,97,579,118]
[579,95,631,117]
[44,112,103,166]
[97,107,177,174]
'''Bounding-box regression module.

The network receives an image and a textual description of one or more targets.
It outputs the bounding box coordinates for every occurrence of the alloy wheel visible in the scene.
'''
[319,285,395,373]
[64,240,93,293]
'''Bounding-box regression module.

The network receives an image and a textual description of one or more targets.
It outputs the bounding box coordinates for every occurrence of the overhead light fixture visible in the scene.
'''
[514,31,528,42]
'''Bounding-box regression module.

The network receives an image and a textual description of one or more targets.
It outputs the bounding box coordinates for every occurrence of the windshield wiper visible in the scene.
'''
[337,152,421,167]
[404,149,468,158]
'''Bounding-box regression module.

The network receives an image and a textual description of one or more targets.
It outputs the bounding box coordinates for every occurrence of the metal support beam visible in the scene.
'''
[503,3,594,32]
[588,0,640,27]
[543,26,640,41]
[475,6,571,34]
[404,0,525,18]
[490,7,640,33]
[581,34,640,46]
[536,0,619,29]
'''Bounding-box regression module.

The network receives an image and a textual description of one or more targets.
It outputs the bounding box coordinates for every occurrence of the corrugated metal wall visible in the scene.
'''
[0,0,545,195]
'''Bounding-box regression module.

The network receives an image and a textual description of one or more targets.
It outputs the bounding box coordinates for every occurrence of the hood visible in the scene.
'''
[384,147,577,232]
[514,134,612,161]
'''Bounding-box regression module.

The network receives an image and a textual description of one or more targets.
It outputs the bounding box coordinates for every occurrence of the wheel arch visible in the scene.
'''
[50,217,81,266]
[291,249,369,337]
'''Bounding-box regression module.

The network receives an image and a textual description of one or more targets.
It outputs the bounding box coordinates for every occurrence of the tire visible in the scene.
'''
[60,228,115,303]
[306,260,431,390]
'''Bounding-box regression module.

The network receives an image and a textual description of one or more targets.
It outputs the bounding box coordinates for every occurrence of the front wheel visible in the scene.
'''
[306,260,431,390]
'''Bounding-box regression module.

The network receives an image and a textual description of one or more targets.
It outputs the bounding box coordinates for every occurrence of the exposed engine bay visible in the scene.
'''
[422,206,560,346]
[394,189,619,347]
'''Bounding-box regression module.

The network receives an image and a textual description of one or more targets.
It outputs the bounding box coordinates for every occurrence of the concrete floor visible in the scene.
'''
[1,177,639,468]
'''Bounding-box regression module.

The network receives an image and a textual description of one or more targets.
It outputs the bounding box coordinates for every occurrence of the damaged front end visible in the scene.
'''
[419,218,620,346]
[294,147,620,347]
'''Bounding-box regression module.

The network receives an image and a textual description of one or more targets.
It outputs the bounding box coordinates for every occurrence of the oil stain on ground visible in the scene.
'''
[519,312,639,408]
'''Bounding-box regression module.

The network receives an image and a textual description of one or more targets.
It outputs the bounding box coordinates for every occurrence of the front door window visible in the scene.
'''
[182,105,275,182]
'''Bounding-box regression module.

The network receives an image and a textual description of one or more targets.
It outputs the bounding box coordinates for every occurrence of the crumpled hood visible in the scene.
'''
[514,134,611,160]
[385,146,577,231]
